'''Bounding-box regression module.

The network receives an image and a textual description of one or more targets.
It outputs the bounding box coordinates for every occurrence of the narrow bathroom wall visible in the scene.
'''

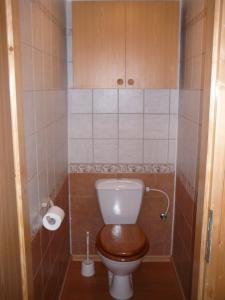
[173,0,207,298]
[66,1,179,258]
[19,0,69,299]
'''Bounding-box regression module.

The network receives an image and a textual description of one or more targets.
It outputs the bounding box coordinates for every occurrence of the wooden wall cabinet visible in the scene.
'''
[73,2,126,88]
[72,2,179,89]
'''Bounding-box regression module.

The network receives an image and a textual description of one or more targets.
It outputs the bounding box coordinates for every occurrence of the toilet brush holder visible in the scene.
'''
[81,231,95,277]
[81,259,95,277]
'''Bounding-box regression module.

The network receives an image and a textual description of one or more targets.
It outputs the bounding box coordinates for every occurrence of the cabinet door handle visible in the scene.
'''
[128,79,134,85]
[117,78,124,85]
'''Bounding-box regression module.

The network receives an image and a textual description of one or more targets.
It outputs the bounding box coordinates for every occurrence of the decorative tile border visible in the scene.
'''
[70,164,175,174]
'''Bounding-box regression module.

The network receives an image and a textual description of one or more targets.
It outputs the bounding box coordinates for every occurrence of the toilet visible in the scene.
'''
[95,178,149,300]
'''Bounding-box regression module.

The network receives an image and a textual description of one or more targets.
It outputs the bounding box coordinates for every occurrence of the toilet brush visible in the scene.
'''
[81,231,95,277]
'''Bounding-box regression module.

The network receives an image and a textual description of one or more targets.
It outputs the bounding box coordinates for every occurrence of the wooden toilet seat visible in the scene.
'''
[96,224,149,262]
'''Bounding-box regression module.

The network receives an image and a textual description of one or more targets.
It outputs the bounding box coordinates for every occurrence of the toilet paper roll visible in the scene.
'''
[42,206,65,231]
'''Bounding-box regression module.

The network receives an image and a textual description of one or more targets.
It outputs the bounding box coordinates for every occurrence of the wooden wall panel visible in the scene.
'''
[0,0,23,298]
[199,2,225,299]
[0,0,33,299]
[73,2,126,88]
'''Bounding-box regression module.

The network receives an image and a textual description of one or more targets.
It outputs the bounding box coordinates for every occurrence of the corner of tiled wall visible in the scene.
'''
[173,0,206,298]
[20,0,68,237]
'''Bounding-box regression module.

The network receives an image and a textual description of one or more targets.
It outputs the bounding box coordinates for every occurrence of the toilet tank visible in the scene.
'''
[95,178,144,224]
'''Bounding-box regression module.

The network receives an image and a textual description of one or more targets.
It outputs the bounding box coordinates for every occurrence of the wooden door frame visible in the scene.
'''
[192,0,225,299]
[3,0,33,298]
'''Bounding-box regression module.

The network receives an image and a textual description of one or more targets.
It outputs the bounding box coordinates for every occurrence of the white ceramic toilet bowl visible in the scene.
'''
[98,251,142,300]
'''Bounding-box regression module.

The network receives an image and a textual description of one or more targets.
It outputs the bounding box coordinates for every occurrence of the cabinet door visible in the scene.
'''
[126,2,179,89]
[72,2,126,88]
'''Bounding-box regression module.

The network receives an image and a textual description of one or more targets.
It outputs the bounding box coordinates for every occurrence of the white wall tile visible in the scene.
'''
[46,149,55,195]
[34,91,47,130]
[42,14,51,55]
[69,89,92,113]
[31,1,43,51]
[168,140,177,164]
[21,44,34,91]
[69,114,92,138]
[27,175,39,230]
[170,89,179,114]
[93,89,118,113]
[144,140,168,163]
[21,0,68,235]
[119,89,143,113]
[179,90,201,123]
[38,169,48,205]
[119,114,143,139]
[66,0,72,29]
[19,0,32,44]
[33,48,43,90]
[46,123,56,192]
[36,130,47,174]
[144,114,169,139]
[69,139,93,163]
[191,54,203,89]
[192,18,204,57]
[169,115,178,139]
[119,140,143,163]
[55,117,68,147]
[68,87,178,165]
[94,139,118,163]
[144,89,170,113]
[25,134,37,180]
[23,91,35,136]
[67,62,74,88]
[45,91,54,124]
[67,34,72,62]
[55,91,67,120]
[93,114,118,138]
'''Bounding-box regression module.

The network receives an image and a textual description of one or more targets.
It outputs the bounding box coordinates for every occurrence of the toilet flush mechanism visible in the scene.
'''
[145,186,170,221]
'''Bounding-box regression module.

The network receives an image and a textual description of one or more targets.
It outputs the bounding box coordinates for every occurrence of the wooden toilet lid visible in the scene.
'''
[96,224,149,261]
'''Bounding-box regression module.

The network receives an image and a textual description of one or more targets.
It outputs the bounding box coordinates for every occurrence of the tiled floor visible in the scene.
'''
[60,261,183,300]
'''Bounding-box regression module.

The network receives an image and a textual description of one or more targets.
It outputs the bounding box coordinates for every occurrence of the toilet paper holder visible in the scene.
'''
[41,197,54,209]
[42,198,56,226]
[42,199,65,231]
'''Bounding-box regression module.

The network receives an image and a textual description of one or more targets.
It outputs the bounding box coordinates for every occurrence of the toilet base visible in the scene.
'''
[109,273,133,300]
[97,251,142,300]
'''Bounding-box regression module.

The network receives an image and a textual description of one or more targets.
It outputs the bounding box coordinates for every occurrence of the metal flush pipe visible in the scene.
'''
[145,187,170,221]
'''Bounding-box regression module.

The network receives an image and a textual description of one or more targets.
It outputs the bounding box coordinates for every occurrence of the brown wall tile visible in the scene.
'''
[32,231,42,278]
[31,177,70,300]
[70,173,175,256]
[33,267,43,300]
[173,176,197,299]
[176,177,195,226]
[71,195,104,254]
[70,173,117,197]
